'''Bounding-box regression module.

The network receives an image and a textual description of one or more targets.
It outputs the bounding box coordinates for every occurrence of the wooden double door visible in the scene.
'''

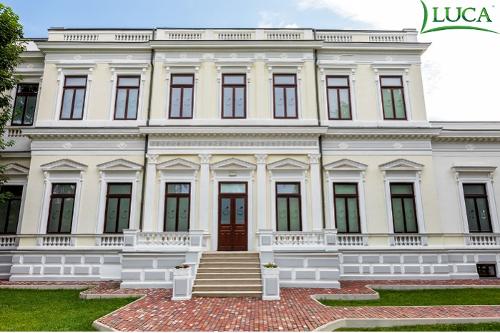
[217,182,248,251]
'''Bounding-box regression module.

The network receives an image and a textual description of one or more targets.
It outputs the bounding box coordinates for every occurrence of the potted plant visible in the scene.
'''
[261,262,280,301]
[174,263,191,277]
[262,262,279,277]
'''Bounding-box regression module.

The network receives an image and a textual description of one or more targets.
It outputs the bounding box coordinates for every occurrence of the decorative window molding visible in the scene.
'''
[2,163,29,176]
[319,66,357,123]
[372,65,412,121]
[452,165,499,233]
[40,159,87,172]
[216,65,252,119]
[157,158,200,171]
[267,65,304,120]
[54,65,95,121]
[164,65,200,120]
[379,159,425,235]
[1,163,29,234]
[267,158,309,171]
[324,159,368,233]
[108,64,148,122]
[95,159,142,235]
[211,158,256,171]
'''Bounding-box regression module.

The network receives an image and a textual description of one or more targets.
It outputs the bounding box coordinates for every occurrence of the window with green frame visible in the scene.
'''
[333,183,360,233]
[276,182,301,231]
[463,184,492,233]
[164,183,190,232]
[380,76,406,120]
[390,183,418,233]
[104,183,132,233]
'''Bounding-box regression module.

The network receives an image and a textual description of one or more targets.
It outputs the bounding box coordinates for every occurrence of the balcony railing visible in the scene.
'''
[336,234,368,247]
[96,235,124,247]
[137,232,191,247]
[465,234,500,247]
[0,235,19,249]
[37,235,73,247]
[390,234,428,247]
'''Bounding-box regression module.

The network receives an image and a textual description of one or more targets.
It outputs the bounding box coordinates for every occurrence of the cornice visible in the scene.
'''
[22,127,144,140]
[140,126,327,137]
[323,127,441,140]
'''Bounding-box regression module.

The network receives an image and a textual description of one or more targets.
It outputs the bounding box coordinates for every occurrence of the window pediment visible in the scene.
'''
[452,165,496,174]
[97,159,142,171]
[2,163,29,176]
[379,159,423,172]
[211,158,255,171]
[41,159,87,172]
[267,158,308,170]
[157,158,199,170]
[324,159,367,171]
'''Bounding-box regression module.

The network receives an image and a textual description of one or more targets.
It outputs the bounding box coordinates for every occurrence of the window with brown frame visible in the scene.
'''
[114,76,140,120]
[60,76,87,120]
[0,185,23,234]
[222,74,246,118]
[380,76,406,120]
[12,83,38,126]
[104,183,132,233]
[276,182,301,231]
[463,184,492,233]
[333,183,360,233]
[164,183,190,232]
[326,76,352,120]
[390,183,418,233]
[47,183,76,234]
[169,74,194,119]
[273,74,297,119]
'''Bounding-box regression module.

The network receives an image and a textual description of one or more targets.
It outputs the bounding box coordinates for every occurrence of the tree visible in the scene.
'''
[0,3,24,201]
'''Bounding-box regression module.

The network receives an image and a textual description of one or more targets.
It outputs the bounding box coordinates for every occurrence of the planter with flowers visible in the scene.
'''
[172,263,192,300]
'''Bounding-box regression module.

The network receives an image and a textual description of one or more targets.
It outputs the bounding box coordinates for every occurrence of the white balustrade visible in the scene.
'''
[316,32,352,42]
[369,33,406,43]
[466,234,500,247]
[40,235,73,247]
[137,232,191,247]
[63,33,99,42]
[273,232,324,246]
[217,32,253,40]
[336,234,367,247]
[114,33,151,42]
[7,128,23,137]
[390,234,427,247]
[97,235,124,247]
[165,31,203,40]
[0,235,19,248]
[265,31,303,40]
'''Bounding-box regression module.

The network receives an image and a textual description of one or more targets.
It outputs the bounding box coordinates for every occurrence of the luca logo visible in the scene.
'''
[420,0,498,34]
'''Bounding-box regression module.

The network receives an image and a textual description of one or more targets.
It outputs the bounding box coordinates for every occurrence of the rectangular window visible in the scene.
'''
[273,74,297,119]
[326,76,351,120]
[164,183,190,232]
[169,74,194,119]
[390,183,418,233]
[463,184,492,233]
[114,76,140,120]
[0,185,23,234]
[333,183,360,233]
[104,183,132,233]
[222,74,246,119]
[47,183,76,234]
[380,76,406,120]
[276,182,301,231]
[60,76,87,120]
[12,83,38,126]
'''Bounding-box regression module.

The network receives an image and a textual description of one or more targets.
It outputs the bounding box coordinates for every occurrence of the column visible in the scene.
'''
[198,154,211,233]
[142,153,158,232]
[309,154,323,231]
[255,154,268,231]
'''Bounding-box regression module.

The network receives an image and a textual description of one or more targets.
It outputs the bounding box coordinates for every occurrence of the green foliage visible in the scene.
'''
[336,322,500,331]
[0,3,25,199]
[0,289,137,331]
[320,288,500,307]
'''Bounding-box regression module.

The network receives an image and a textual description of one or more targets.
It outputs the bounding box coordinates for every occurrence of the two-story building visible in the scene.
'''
[1,28,499,293]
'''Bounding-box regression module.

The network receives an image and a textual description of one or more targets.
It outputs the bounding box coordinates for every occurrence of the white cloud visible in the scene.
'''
[257,11,299,29]
[298,0,500,121]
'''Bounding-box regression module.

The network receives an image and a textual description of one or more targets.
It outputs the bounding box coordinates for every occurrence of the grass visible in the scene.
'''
[320,288,500,307]
[0,289,137,331]
[336,322,500,331]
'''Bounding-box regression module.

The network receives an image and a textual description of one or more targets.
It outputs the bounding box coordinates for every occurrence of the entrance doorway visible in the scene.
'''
[217,182,248,251]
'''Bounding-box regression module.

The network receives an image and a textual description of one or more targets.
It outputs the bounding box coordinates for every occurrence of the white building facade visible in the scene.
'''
[1,28,499,288]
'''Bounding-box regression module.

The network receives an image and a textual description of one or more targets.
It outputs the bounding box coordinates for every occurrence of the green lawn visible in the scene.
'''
[336,322,500,331]
[0,289,137,331]
[320,288,500,307]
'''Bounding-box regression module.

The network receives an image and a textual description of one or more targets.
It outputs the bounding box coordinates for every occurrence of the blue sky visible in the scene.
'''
[4,0,500,120]
[6,0,364,37]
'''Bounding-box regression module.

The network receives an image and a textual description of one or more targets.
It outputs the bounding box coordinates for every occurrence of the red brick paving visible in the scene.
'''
[2,280,500,331]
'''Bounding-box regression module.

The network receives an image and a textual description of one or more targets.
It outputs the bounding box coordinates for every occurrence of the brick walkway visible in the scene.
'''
[2,280,500,331]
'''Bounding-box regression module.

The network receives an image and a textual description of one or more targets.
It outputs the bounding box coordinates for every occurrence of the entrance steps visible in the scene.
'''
[192,252,262,298]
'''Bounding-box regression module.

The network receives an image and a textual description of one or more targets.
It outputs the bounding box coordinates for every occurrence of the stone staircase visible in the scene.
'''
[192,252,262,298]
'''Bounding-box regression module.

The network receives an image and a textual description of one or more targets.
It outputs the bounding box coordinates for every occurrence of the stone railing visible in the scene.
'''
[465,234,500,247]
[390,234,428,247]
[336,234,368,247]
[37,235,73,247]
[122,230,207,250]
[138,232,191,247]
[7,128,24,137]
[49,30,153,42]
[258,229,337,251]
[317,30,417,43]
[0,235,19,249]
[96,234,124,247]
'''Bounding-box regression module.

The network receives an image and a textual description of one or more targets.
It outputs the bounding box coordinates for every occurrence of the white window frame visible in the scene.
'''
[372,65,412,122]
[216,64,252,120]
[319,66,357,124]
[0,163,29,234]
[108,65,148,124]
[453,166,499,233]
[324,159,367,233]
[267,64,304,121]
[54,65,95,122]
[164,65,200,121]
